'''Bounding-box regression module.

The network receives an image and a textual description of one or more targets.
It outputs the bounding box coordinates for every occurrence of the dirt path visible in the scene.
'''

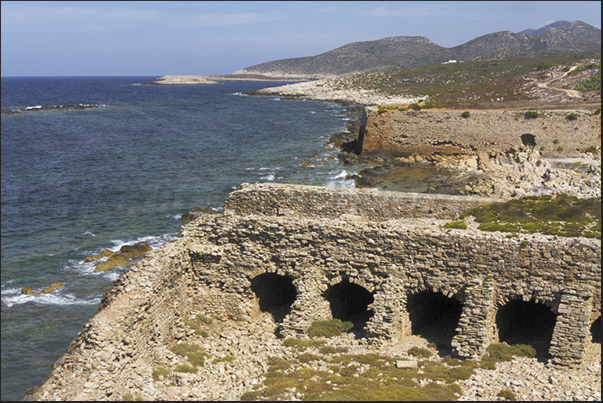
[537,65,583,98]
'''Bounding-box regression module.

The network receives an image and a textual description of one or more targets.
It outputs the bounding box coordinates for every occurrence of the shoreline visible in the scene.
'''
[147,74,312,85]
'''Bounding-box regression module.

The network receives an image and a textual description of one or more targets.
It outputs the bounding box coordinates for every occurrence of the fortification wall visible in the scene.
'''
[27,185,601,400]
[224,182,503,220]
[360,108,601,157]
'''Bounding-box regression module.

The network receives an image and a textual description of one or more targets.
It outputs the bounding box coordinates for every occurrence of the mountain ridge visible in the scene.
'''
[232,20,601,78]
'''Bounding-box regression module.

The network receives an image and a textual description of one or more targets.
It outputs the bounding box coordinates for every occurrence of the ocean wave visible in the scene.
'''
[1,104,107,115]
[324,170,356,188]
[1,287,101,308]
[108,233,179,252]
[260,174,275,181]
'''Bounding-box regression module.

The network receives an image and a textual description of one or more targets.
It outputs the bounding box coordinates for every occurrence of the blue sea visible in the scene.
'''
[0,76,359,401]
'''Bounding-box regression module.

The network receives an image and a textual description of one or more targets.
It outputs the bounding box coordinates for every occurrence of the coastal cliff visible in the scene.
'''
[359,107,601,158]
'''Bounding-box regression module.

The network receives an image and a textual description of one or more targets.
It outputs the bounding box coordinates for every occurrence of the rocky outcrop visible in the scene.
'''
[359,107,601,157]
[85,242,153,272]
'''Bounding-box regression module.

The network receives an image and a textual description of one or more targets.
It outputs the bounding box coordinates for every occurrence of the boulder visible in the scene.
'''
[396,360,418,369]
[84,249,116,262]
[182,207,218,222]
[21,286,38,296]
[39,282,65,294]
[120,242,152,259]
[94,254,130,272]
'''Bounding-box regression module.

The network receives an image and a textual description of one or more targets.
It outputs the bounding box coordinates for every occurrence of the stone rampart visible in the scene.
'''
[27,184,601,400]
[360,108,601,157]
[224,182,503,220]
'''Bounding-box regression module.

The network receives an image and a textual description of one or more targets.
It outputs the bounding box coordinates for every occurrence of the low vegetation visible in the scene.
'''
[169,342,210,368]
[327,52,600,106]
[443,221,468,230]
[307,319,354,338]
[459,194,601,238]
[240,342,540,401]
[575,70,601,91]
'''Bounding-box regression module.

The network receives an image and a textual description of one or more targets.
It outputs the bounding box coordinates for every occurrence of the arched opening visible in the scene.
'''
[250,273,297,323]
[521,133,536,147]
[591,317,601,344]
[406,290,463,349]
[495,299,557,356]
[324,280,374,331]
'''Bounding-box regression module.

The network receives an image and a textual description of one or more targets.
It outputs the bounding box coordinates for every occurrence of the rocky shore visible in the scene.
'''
[244,78,422,106]
[148,74,310,85]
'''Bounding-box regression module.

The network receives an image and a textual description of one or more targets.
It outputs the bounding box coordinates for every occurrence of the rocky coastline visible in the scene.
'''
[23,76,601,401]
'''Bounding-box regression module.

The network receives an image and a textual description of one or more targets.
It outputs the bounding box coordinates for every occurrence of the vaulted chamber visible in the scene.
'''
[250,272,297,322]
[495,299,557,356]
[324,280,375,331]
[406,290,463,349]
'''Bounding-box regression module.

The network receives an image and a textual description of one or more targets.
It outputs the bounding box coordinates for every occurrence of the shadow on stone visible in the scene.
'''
[324,280,374,334]
[406,290,462,350]
[496,299,557,357]
[250,273,297,323]
[591,316,601,344]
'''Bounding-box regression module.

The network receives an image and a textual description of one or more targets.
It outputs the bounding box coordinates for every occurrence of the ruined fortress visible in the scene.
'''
[28,182,601,401]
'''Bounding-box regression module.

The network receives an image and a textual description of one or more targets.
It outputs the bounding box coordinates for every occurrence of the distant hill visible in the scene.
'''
[232,21,601,78]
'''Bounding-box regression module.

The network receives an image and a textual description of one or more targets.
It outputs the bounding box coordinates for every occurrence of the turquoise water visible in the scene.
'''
[1,77,359,400]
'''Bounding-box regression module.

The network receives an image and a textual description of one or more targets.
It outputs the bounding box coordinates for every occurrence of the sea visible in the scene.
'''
[0,76,360,401]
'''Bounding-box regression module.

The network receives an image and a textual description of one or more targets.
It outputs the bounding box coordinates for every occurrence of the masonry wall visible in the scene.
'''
[28,243,196,401]
[360,108,601,157]
[27,185,601,400]
[224,182,503,220]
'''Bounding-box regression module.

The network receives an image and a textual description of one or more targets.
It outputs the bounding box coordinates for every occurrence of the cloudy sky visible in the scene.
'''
[1,1,601,76]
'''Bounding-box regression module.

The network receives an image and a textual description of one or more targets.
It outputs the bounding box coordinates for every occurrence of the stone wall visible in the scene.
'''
[27,184,601,400]
[360,107,601,157]
[224,182,503,221]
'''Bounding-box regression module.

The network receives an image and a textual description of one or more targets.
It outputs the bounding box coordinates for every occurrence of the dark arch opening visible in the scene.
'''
[496,299,557,356]
[521,133,536,147]
[250,273,297,323]
[591,317,601,344]
[324,281,374,332]
[406,290,463,349]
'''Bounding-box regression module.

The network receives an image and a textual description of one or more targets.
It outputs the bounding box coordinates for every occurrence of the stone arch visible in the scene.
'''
[324,280,375,331]
[521,133,536,147]
[591,316,601,344]
[495,299,557,356]
[406,289,463,349]
[250,272,297,323]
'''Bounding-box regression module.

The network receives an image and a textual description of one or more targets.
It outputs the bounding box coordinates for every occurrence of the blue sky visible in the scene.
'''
[1,1,601,76]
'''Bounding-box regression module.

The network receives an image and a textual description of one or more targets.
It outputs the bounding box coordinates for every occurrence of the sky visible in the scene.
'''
[1,1,601,77]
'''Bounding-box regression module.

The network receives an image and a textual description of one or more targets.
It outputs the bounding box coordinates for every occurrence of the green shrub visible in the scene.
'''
[498,388,518,401]
[307,319,354,338]
[524,111,539,119]
[408,346,432,358]
[585,146,599,155]
[152,367,170,382]
[566,113,578,121]
[174,364,198,374]
[240,391,261,401]
[213,355,236,364]
[486,343,536,361]
[461,111,471,118]
[575,70,601,91]
[443,221,467,229]
[594,108,601,116]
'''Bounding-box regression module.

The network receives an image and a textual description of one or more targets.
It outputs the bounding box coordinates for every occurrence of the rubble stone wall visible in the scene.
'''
[28,184,601,400]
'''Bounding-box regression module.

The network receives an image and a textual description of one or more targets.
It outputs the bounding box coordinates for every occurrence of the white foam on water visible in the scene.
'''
[1,287,100,308]
[260,174,275,181]
[324,170,356,188]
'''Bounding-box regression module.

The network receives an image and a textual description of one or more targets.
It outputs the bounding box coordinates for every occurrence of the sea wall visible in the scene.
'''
[224,182,503,221]
[360,108,601,157]
[26,184,601,400]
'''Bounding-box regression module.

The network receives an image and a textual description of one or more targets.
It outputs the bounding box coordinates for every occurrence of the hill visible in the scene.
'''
[232,21,601,78]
